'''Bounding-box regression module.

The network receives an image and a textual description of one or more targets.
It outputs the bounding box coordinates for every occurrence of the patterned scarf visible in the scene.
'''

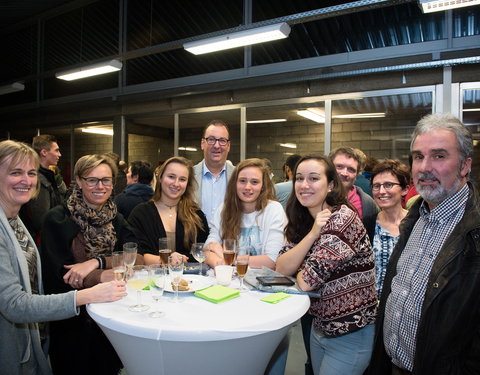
[66,185,117,257]
[8,217,39,294]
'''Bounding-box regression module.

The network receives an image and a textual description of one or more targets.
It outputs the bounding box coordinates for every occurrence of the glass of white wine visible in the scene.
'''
[127,265,150,312]
[168,255,184,303]
[111,251,126,281]
[148,264,166,318]
[190,242,206,275]
[123,242,137,279]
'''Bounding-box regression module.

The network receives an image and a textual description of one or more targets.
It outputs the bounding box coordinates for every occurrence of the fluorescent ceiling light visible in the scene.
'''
[56,59,122,81]
[279,143,297,149]
[0,82,24,95]
[81,127,113,136]
[419,0,480,13]
[297,108,325,123]
[246,119,287,124]
[184,23,291,55]
[178,147,198,152]
[333,112,386,119]
[463,108,480,112]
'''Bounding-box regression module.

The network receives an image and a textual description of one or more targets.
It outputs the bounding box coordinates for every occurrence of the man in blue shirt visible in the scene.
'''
[274,154,301,210]
[368,113,480,374]
[193,120,235,223]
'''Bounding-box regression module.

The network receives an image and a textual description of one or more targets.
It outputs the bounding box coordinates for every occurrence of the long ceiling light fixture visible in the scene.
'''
[184,23,291,55]
[246,119,287,124]
[0,82,25,95]
[56,59,122,81]
[419,0,480,13]
[297,108,325,123]
[333,112,386,119]
[81,127,113,136]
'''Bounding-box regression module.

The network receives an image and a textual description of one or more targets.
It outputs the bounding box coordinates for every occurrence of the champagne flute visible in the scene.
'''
[235,246,250,292]
[123,242,138,279]
[127,265,150,312]
[111,251,126,281]
[148,264,166,318]
[158,237,172,266]
[190,242,206,275]
[168,255,184,303]
[223,239,237,266]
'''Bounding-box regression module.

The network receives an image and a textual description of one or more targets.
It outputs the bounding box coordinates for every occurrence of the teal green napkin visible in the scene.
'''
[194,285,240,303]
[261,292,291,304]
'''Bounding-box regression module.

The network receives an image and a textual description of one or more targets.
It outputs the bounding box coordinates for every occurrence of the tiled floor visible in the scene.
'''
[120,320,308,375]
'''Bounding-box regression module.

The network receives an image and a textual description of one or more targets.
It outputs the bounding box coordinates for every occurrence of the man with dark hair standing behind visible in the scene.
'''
[114,160,154,219]
[20,134,63,244]
[275,154,301,210]
[368,113,480,374]
[193,120,235,223]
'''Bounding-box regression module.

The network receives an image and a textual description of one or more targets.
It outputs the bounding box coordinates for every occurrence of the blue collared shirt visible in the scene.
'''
[201,161,228,223]
[383,183,469,371]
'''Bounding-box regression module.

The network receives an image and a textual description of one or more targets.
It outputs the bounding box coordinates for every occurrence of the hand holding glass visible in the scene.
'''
[191,243,206,275]
[148,264,166,318]
[158,237,172,265]
[111,251,126,281]
[127,265,150,312]
[168,255,184,303]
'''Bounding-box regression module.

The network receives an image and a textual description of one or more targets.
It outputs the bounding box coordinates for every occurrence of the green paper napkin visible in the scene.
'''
[194,285,240,303]
[261,292,291,304]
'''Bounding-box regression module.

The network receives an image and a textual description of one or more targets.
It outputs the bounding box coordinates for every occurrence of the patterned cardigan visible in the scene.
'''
[281,204,377,337]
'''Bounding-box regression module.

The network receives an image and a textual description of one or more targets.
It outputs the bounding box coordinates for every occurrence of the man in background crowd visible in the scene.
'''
[275,154,301,210]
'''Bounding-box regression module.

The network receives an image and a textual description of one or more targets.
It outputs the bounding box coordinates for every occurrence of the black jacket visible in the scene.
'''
[368,183,480,375]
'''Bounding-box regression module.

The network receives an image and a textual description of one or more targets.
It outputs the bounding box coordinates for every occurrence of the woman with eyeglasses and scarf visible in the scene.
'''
[41,154,139,375]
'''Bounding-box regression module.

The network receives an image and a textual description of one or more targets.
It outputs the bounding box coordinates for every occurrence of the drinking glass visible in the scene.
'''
[158,237,172,266]
[223,239,237,266]
[111,251,126,281]
[190,242,206,275]
[148,264,166,318]
[123,242,138,279]
[168,255,184,303]
[235,246,250,292]
[127,265,150,312]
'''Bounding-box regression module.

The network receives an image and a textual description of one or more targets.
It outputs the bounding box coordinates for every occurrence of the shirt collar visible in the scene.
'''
[419,183,469,223]
[202,160,226,177]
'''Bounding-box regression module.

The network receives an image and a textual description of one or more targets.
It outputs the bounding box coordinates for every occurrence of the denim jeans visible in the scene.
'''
[310,323,375,375]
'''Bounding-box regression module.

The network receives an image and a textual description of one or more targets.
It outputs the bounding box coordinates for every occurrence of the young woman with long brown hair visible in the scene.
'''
[204,158,286,269]
[128,156,209,264]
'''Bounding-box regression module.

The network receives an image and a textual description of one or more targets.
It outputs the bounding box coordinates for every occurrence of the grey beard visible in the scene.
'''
[415,172,462,206]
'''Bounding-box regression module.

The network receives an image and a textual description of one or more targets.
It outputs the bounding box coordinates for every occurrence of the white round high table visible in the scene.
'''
[87,279,310,375]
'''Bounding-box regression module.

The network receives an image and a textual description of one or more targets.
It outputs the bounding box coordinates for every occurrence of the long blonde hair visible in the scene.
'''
[221,158,276,241]
[152,156,204,249]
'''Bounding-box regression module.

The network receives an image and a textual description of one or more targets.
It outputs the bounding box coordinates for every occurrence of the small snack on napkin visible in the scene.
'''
[194,285,240,303]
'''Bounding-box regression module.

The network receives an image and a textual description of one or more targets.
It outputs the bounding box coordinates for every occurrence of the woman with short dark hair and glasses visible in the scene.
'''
[41,154,138,375]
[370,159,410,297]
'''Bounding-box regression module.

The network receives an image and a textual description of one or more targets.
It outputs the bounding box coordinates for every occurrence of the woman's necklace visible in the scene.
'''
[158,201,178,218]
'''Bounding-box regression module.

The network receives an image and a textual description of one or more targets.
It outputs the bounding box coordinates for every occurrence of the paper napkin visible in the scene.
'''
[194,285,240,303]
[260,292,291,304]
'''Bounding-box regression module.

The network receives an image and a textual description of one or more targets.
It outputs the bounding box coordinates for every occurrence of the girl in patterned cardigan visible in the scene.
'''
[276,155,377,375]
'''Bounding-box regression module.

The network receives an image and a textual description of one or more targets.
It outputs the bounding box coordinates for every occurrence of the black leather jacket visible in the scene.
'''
[368,182,480,375]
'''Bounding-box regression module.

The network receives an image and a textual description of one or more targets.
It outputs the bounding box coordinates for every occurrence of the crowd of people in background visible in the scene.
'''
[1,112,479,375]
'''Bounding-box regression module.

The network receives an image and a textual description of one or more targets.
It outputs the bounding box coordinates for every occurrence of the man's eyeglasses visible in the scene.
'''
[81,177,113,187]
[371,182,401,191]
[203,137,229,146]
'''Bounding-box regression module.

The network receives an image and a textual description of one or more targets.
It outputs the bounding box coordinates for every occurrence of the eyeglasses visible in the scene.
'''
[81,177,113,187]
[203,136,229,146]
[371,182,401,191]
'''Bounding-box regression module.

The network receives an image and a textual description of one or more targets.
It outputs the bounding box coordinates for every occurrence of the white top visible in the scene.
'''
[206,200,287,261]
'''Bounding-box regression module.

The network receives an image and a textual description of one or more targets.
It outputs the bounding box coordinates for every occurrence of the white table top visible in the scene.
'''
[87,276,310,342]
